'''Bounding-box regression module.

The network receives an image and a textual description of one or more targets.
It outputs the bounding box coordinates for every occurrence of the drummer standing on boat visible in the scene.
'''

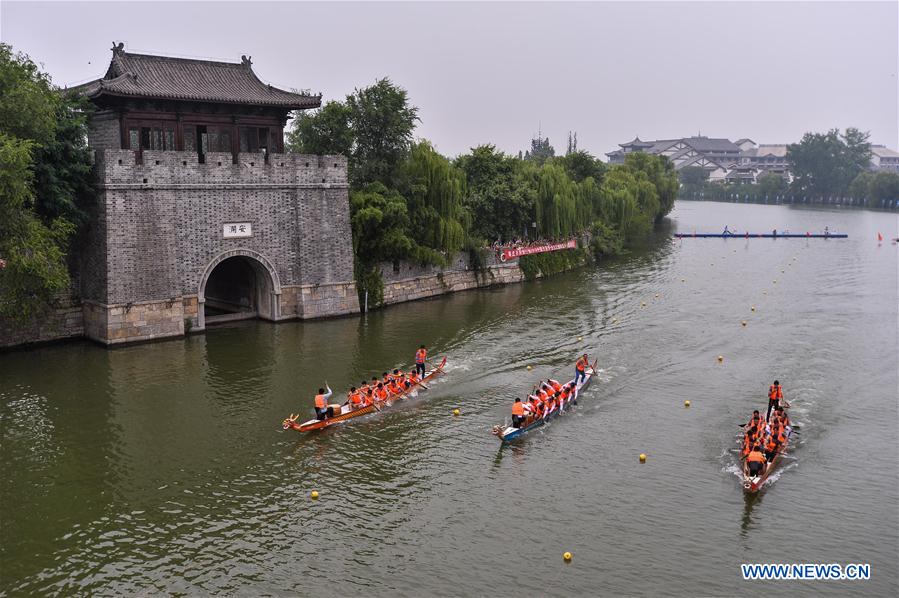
[415,345,428,377]
[314,385,333,420]
[574,354,590,385]
[766,380,783,420]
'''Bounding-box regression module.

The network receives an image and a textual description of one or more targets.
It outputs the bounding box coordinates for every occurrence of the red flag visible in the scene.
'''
[877,232,884,242]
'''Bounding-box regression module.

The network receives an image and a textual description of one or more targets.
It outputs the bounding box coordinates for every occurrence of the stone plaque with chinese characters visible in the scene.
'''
[223,223,252,239]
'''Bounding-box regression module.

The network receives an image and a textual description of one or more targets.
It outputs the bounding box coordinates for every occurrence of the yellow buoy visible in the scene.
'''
[751,306,756,312]
[578,336,583,341]
[781,270,785,273]
[684,400,691,407]
[563,552,572,562]
[681,278,685,282]
[526,365,532,371]
[641,301,646,307]
[710,263,714,266]
[639,453,647,463]
[717,355,724,362]
[311,490,319,500]
[453,409,460,416]
[654,293,660,298]
[612,318,618,323]
[741,320,747,327]
[763,290,767,295]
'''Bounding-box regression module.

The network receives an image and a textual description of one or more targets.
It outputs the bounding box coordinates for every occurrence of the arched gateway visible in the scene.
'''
[73,44,359,345]
[197,249,282,328]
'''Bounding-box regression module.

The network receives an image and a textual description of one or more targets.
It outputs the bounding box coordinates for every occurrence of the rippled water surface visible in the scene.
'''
[2,202,897,596]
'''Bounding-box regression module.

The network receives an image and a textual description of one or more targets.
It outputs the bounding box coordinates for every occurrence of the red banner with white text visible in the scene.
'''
[499,239,577,262]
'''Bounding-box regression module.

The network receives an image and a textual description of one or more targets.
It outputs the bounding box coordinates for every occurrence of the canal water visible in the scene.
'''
[1,202,897,596]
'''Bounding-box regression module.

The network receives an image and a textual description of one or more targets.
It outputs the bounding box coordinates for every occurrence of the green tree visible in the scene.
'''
[622,152,677,221]
[401,141,467,255]
[349,182,415,262]
[678,165,708,186]
[849,171,874,200]
[756,172,788,198]
[787,128,871,197]
[0,44,91,319]
[285,100,353,156]
[347,78,419,188]
[455,144,534,241]
[868,171,899,203]
[524,135,555,165]
[553,150,606,183]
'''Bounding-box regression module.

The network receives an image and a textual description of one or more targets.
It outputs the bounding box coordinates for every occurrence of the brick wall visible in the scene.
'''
[79,149,359,343]
[0,291,84,349]
[86,110,120,152]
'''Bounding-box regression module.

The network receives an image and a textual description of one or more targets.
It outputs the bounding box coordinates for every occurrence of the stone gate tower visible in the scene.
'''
[73,44,359,345]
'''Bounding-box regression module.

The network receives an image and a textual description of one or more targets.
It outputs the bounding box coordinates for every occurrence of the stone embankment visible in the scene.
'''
[377,251,526,307]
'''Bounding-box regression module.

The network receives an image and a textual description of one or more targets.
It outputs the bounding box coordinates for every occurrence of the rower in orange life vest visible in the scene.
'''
[766,380,783,420]
[746,444,767,477]
[344,386,364,410]
[511,398,527,428]
[764,423,786,462]
[415,345,428,377]
[775,406,792,435]
[574,354,590,386]
[313,385,333,420]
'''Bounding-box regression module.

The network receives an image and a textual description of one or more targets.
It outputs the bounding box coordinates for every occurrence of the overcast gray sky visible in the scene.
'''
[3,1,897,157]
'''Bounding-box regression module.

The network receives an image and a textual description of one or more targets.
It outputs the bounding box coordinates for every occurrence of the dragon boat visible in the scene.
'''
[739,412,793,493]
[492,359,598,442]
[282,357,447,433]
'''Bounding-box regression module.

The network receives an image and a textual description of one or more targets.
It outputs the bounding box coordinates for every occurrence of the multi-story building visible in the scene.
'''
[606,136,740,182]
[870,145,899,172]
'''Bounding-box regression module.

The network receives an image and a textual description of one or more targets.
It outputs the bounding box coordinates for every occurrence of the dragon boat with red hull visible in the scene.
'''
[282,357,447,433]
[492,360,597,442]
[739,405,793,492]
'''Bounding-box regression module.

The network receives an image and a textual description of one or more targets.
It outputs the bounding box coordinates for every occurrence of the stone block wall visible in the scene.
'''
[0,291,84,349]
[79,149,359,344]
[379,250,526,306]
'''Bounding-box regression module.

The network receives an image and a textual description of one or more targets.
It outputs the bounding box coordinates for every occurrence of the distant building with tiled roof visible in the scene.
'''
[606,135,739,182]
[870,145,899,172]
[738,144,791,181]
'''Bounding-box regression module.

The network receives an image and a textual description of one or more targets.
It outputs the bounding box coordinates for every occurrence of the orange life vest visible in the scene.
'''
[747,450,766,463]
[512,402,525,416]
[549,380,562,393]
[769,385,783,400]
[377,387,388,400]
[314,394,327,409]
[576,357,588,372]
[415,349,427,364]
[350,392,363,405]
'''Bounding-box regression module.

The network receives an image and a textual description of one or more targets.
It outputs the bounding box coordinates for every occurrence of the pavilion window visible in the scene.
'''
[183,127,196,152]
[239,126,271,158]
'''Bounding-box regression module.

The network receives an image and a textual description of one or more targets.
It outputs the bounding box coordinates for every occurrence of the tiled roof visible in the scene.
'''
[871,145,899,158]
[619,136,655,148]
[70,44,320,109]
[682,136,739,153]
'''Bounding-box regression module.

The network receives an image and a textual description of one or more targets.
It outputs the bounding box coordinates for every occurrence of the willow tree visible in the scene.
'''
[402,141,468,255]
[536,163,579,238]
[598,167,639,236]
